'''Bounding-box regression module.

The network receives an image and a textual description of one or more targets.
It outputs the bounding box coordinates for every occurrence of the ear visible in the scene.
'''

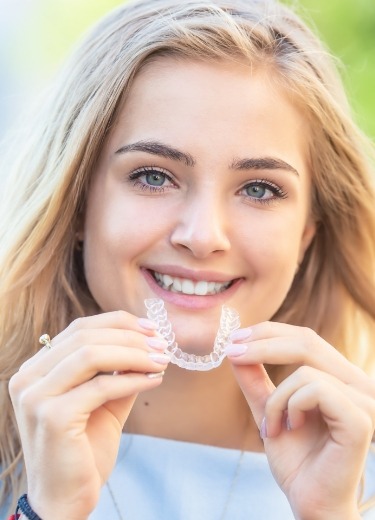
[298,217,316,264]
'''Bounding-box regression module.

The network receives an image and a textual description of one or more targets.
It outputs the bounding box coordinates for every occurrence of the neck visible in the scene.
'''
[125,359,263,452]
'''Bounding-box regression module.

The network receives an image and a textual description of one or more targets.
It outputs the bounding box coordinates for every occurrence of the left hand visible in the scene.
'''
[225,322,375,520]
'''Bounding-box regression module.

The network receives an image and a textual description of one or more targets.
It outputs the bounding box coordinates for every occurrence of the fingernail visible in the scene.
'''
[229,327,252,342]
[147,370,165,379]
[148,352,171,364]
[224,343,248,357]
[138,318,158,330]
[260,417,267,439]
[146,337,168,351]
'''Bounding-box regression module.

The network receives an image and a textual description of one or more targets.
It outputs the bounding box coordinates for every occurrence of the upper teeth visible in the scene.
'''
[153,272,231,296]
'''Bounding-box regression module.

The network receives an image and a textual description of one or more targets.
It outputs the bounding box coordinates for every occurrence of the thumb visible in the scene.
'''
[105,393,138,429]
[231,363,275,428]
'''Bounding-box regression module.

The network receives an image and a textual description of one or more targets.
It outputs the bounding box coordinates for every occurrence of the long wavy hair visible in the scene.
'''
[1,0,374,514]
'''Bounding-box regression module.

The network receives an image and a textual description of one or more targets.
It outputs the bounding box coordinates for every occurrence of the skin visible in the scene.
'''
[9,59,374,520]
[83,59,315,351]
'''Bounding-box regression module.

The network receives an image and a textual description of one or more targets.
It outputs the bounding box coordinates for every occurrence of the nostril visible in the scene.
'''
[170,228,231,257]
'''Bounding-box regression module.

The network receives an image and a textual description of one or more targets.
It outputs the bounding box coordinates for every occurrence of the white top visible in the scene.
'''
[89,434,375,519]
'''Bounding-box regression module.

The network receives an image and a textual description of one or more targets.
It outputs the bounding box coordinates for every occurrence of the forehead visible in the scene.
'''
[106,57,310,173]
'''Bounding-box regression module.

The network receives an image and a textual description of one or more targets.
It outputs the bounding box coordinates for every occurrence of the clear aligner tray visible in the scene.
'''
[145,298,240,371]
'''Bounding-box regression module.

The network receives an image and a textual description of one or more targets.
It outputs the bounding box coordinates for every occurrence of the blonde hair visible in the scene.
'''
[1,0,375,513]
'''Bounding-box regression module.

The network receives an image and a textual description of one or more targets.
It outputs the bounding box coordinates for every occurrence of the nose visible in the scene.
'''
[169,193,231,258]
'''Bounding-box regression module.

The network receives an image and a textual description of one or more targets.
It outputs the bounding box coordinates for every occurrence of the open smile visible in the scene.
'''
[150,270,234,296]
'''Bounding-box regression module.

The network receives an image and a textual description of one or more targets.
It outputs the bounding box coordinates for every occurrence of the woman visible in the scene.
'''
[1,0,375,518]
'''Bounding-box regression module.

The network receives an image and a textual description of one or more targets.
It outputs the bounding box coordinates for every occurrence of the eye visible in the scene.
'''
[245,184,270,199]
[128,167,176,192]
[240,179,287,203]
[144,171,166,187]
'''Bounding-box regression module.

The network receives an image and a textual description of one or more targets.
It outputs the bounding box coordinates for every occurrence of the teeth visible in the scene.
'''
[154,272,232,296]
[195,280,208,295]
[163,274,174,287]
[181,279,194,294]
[172,278,182,291]
[208,281,216,292]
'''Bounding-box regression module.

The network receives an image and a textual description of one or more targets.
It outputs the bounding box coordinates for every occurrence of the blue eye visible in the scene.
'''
[145,171,166,186]
[241,180,287,203]
[245,184,268,199]
[128,167,175,192]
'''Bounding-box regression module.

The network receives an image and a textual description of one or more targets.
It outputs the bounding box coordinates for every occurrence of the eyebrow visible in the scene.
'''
[230,156,299,177]
[115,140,196,167]
[115,139,299,176]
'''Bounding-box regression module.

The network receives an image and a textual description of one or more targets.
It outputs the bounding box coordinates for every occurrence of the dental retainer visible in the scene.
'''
[145,298,240,371]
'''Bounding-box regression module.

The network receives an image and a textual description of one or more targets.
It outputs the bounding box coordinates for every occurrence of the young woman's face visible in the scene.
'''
[83,59,315,353]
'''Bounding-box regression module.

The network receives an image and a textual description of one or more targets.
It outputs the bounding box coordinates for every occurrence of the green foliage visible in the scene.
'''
[15,0,375,138]
[284,0,375,138]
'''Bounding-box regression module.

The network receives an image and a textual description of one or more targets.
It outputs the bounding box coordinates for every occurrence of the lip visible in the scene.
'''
[143,264,235,283]
[141,267,243,310]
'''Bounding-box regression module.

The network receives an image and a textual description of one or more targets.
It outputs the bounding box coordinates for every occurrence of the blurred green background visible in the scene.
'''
[2,0,375,138]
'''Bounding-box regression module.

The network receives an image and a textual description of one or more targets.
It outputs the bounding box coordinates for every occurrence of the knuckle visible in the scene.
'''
[17,388,40,415]
[77,344,97,366]
[8,372,25,398]
[294,365,316,382]
[262,321,274,336]
[309,379,327,395]
[300,327,319,358]
[18,358,34,372]
[114,309,132,324]
[68,316,86,333]
[69,328,88,345]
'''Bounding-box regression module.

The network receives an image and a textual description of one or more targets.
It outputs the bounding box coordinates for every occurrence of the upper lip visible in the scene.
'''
[143,265,239,283]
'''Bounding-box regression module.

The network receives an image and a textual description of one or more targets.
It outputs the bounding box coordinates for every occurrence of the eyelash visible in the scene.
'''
[128,166,175,193]
[239,179,288,205]
[128,167,288,203]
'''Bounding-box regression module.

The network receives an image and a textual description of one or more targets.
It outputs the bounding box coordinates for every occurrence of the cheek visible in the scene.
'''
[239,214,303,267]
[237,211,307,317]
[83,193,170,275]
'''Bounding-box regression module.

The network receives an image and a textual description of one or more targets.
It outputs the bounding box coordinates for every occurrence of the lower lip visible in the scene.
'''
[141,269,243,310]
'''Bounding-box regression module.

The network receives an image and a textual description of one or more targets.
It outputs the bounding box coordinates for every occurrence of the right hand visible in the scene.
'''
[9,311,170,520]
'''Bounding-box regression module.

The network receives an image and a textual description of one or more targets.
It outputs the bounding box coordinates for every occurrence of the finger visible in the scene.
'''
[20,309,159,370]
[20,327,168,377]
[264,366,342,437]
[226,322,365,385]
[29,345,171,395]
[22,371,164,435]
[57,310,158,342]
[264,366,375,437]
[230,321,299,342]
[286,380,373,449]
[231,362,275,428]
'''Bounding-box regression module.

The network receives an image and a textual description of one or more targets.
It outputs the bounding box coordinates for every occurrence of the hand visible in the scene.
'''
[225,322,375,519]
[9,311,170,520]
